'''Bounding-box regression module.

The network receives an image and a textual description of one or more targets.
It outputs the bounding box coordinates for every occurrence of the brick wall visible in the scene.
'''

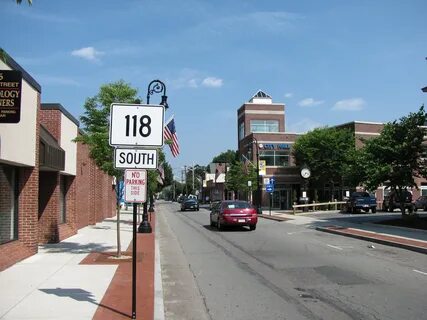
[75,137,116,228]
[40,109,61,141]
[0,93,40,271]
[58,175,77,241]
[38,171,59,243]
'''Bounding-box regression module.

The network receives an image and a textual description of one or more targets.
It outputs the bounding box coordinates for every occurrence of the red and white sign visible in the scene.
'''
[124,169,147,203]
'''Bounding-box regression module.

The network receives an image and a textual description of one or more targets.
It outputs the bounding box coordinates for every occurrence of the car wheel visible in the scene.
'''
[197,208,199,211]
[249,224,256,231]
[371,207,376,213]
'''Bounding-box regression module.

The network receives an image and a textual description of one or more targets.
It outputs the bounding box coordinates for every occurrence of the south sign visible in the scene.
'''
[114,148,158,169]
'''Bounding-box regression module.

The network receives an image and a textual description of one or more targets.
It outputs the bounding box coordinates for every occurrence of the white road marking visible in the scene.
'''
[413,269,427,276]
[327,244,343,250]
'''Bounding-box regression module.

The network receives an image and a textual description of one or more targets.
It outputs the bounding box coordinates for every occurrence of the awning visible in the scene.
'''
[39,125,65,171]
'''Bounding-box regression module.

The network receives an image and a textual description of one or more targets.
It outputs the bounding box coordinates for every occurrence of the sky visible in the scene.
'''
[2,0,427,177]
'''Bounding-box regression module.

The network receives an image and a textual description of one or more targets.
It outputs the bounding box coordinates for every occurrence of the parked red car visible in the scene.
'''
[210,200,258,231]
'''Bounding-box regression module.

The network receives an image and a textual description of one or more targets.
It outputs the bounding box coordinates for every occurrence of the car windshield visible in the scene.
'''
[223,201,252,209]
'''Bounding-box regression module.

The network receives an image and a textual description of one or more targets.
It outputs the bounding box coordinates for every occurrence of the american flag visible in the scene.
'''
[164,117,180,157]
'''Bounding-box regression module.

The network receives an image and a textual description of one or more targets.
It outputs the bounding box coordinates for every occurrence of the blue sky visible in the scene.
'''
[3,0,427,175]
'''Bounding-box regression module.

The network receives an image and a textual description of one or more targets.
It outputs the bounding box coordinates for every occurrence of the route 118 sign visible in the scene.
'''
[109,103,164,147]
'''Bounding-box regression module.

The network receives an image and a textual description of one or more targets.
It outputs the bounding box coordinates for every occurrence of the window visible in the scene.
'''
[238,122,245,141]
[0,164,18,244]
[250,120,279,133]
[259,150,289,167]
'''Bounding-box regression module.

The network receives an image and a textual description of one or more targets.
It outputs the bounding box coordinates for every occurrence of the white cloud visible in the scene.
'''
[284,92,293,98]
[201,77,223,88]
[332,98,366,111]
[287,118,323,133]
[71,47,104,61]
[298,98,324,107]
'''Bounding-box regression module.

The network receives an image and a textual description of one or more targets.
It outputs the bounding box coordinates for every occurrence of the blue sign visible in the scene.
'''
[266,184,274,193]
[269,177,275,185]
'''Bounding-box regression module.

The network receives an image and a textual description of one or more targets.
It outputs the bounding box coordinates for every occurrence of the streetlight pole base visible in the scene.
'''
[138,221,152,233]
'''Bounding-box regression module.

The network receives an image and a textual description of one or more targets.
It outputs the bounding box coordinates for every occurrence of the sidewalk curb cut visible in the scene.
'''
[316,226,427,255]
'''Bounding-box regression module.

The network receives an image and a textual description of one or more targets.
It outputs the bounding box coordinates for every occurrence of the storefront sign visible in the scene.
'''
[0,70,22,123]
[259,143,290,150]
[258,160,266,176]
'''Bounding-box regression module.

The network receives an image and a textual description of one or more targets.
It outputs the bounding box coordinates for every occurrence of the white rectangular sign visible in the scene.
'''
[124,169,147,203]
[115,148,158,169]
[109,103,164,147]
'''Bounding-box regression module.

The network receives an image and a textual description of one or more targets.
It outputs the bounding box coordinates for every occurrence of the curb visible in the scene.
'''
[259,215,292,222]
[316,226,427,255]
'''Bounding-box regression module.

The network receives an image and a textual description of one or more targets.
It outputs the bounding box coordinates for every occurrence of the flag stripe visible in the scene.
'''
[164,117,180,157]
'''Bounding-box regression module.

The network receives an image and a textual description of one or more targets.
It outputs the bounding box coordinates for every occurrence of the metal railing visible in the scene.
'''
[292,201,347,215]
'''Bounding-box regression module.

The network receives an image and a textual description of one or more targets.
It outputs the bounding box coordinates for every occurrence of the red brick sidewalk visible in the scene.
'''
[317,225,427,254]
[81,215,155,320]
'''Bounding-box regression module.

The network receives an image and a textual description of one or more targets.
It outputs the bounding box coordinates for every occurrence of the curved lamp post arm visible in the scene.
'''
[146,79,168,108]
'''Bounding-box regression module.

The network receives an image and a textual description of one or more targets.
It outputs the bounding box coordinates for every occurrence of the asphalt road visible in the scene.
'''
[157,201,427,320]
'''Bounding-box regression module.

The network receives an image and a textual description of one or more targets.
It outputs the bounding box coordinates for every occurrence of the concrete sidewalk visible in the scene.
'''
[261,210,427,254]
[0,210,162,320]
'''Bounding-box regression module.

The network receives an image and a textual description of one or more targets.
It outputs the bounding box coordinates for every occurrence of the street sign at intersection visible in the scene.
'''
[109,103,165,147]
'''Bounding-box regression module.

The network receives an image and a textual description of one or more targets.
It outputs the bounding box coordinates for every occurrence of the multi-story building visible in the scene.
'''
[236,91,427,210]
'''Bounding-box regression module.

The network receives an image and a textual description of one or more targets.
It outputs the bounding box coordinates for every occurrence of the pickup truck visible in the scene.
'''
[346,192,377,213]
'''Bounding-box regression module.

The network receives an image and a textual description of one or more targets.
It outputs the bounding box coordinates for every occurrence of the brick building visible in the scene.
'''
[237,91,427,210]
[0,51,115,271]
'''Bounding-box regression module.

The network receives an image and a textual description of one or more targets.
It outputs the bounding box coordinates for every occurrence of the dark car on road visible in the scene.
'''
[414,196,427,211]
[181,198,199,211]
[210,200,258,231]
[383,190,414,213]
[346,192,377,213]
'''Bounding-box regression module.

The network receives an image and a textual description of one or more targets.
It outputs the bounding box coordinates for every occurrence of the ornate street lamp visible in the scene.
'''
[138,80,169,234]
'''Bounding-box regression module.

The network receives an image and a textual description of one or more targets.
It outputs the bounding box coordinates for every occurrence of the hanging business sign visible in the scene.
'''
[124,169,147,203]
[0,70,22,123]
[258,160,266,176]
[114,148,158,169]
[109,103,164,147]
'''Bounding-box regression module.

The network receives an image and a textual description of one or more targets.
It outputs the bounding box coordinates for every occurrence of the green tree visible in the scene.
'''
[225,161,256,199]
[210,150,238,168]
[292,127,356,200]
[184,164,206,195]
[358,106,427,214]
[76,80,140,257]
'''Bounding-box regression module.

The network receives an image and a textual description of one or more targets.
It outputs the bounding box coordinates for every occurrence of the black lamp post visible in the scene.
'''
[138,80,169,234]
[252,137,262,215]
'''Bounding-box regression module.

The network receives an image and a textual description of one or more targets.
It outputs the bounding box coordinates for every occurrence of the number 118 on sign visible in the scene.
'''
[109,103,165,147]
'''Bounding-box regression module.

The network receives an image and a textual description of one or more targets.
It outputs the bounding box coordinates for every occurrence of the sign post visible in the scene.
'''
[110,101,165,320]
[266,183,274,216]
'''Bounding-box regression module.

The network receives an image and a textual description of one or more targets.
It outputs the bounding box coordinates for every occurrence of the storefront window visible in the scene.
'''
[250,120,279,133]
[0,164,18,244]
[260,150,289,166]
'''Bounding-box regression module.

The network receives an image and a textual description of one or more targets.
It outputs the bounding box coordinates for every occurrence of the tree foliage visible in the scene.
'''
[77,80,139,177]
[225,161,256,196]
[211,150,238,168]
[357,106,427,208]
[292,127,356,187]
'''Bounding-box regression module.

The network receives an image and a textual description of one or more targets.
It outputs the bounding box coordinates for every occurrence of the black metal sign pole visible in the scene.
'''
[132,202,137,319]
